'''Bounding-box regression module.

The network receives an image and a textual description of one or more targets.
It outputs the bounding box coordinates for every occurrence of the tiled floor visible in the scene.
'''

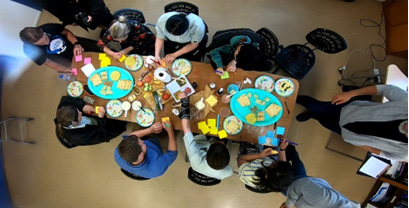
[1,0,407,208]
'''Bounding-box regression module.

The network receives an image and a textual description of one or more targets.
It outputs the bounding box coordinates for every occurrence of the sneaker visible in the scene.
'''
[296,112,313,122]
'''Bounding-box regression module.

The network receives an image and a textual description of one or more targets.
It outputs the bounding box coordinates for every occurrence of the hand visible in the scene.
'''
[162,121,174,134]
[177,92,187,99]
[280,202,289,208]
[331,91,354,105]
[279,138,289,150]
[149,122,163,134]
[154,55,161,63]
[259,148,274,158]
[82,105,95,114]
[97,107,105,118]
[215,68,225,76]
[164,53,177,63]
[73,44,84,56]
[111,52,122,60]
[87,15,92,23]
[71,23,78,26]
[227,60,237,72]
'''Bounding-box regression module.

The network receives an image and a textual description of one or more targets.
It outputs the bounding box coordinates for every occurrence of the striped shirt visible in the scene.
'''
[238,158,274,187]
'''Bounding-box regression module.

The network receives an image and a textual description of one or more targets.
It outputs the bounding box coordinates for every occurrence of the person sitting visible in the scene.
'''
[178,92,233,180]
[97,15,156,60]
[255,144,361,208]
[30,0,114,31]
[20,23,100,73]
[114,121,177,179]
[236,141,280,189]
[54,96,127,146]
[154,12,208,63]
[208,35,272,76]
[296,85,408,161]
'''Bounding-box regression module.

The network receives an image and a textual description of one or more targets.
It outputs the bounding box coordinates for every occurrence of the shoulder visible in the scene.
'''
[158,11,179,22]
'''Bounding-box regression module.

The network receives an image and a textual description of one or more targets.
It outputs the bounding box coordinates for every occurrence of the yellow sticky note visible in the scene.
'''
[119,54,126,62]
[95,106,100,113]
[210,126,218,135]
[198,121,207,130]
[200,125,210,134]
[162,117,170,122]
[221,71,230,80]
[218,130,227,139]
[98,53,107,60]
[207,119,216,127]
[100,62,108,68]
[206,95,218,107]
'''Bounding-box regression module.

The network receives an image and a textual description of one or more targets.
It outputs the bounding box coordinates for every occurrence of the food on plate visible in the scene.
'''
[176,77,187,87]
[162,93,170,101]
[103,80,113,87]
[143,92,156,110]
[136,109,155,127]
[255,99,266,105]
[225,121,240,134]
[257,111,265,121]
[110,71,121,81]
[144,76,152,83]
[128,94,136,102]
[245,113,257,124]
[90,73,102,86]
[265,98,270,102]
[172,58,192,76]
[265,103,282,117]
[184,87,192,95]
[237,94,250,107]
[100,71,108,80]
[143,83,153,91]
[100,85,113,95]
[206,95,218,107]
[125,56,136,68]
[136,80,144,87]
[117,80,132,90]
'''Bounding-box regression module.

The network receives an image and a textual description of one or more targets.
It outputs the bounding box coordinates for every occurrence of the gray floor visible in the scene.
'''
[1,0,408,208]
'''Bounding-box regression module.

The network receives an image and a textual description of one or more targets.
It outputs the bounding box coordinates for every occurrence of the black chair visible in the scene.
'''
[187,167,221,186]
[256,27,280,61]
[113,8,146,24]
[164,1,199,15]
[120,169,151,181]
[245,184,274,194]
[206,28,261,53]
[273,28,347,79]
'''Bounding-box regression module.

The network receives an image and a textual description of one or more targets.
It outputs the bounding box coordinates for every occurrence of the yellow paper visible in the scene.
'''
[198,121,207,130]
[210,126,218,135]
[218,130,228,139]
[100,62,108,68]
[98,53,107,60]
[162,117,170,122]
[207,119,216,127]
[119,55,127,62]
[200,125,210,134]
[95,106,100,113]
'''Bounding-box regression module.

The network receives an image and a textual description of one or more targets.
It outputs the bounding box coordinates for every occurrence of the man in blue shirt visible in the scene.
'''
[114,122,177,178]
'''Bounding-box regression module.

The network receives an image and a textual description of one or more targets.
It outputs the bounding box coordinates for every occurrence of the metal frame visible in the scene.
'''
[325,137,363,162]
[0,117,35,144]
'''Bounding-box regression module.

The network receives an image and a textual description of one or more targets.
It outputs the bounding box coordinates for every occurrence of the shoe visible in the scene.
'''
[296,112,313,122]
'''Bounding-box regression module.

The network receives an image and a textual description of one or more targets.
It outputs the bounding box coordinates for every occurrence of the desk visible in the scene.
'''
[72,52,299,143]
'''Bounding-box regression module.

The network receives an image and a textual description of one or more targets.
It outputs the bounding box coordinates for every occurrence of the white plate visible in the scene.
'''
[274,78,295,97]
[67,81,83,97]
[255,75,275,92]
[106,99,123,117]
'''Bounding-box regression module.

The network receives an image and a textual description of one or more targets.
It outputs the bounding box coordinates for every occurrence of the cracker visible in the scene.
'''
[100,71,108,80]
[226,121,240,134]
[117,80,132,90]
[265,103,282,117]
[255,99,266,105]
[237,94,250,107]
[90,73,102,86]
[100,85,113,95]
[264,98,270,102]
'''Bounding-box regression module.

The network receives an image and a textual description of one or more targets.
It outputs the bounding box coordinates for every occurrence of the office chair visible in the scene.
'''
[120,168,151,181]
[256,27,280,61]
[187,167,221,186]
[164,1,199,15]
[113,8,156,27]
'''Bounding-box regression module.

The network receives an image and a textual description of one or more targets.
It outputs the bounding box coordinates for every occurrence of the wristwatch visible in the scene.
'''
[280,149,286,151]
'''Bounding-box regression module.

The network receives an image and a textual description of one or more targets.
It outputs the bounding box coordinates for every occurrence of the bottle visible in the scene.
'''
[58,73,75,81]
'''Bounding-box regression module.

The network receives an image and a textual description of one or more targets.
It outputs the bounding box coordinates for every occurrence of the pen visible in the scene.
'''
[281,138,298,146]
[284,101,290,114]
[215,70,223,74]
[216,114,220,130]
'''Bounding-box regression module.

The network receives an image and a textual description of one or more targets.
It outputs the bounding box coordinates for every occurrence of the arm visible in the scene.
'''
[44,58,72,73]
[61,29,83,56]
[163,43,199,63]
[278,139,289,162]
[332,85,377,105]
[360,145,381,155]
[120,46,134,56]
[208,44,231,76]
[163,121,177,151]
[103,46,122,59]
[130,122,163,138]
[237,148,273,168]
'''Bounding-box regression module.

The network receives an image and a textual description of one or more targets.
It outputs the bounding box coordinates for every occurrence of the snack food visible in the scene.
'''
[257,111,265,121]
[225,120,240,134]
[117,80,132,90]
[100,71,108,80]
[245,113,257,124]
[265,103,282,117]
[90,73,102,86]
[100,85,113,95]
[237,94,250,107]
[110,71,121,81]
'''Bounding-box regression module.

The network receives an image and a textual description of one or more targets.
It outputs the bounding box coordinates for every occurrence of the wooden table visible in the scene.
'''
[73,52,299,143]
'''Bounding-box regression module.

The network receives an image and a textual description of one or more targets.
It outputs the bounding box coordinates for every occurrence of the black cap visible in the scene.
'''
[166,14,189,36]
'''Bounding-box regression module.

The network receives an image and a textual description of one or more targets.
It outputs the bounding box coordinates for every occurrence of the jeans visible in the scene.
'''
[296,95,351,135]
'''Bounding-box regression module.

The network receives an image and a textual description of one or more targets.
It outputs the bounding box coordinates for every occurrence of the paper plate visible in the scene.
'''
[87,66,134,100]
[136,108,155,127]
[67,81,83,97]
[230,88,283,126]
[223,115,243,135]
[255,75,275,92]
[274,78,295,97]
[124,54,144,71]
[171,58,192,77]
[106,99,123,118]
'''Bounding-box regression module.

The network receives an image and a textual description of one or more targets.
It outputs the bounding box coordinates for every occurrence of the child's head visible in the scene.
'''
[55,105,80,137]
[20,27,49,45]
[254,161,293,192]
[235,44,271,71]
[166,13,189,36]
[117,135,146,163]
[206,141,230,170]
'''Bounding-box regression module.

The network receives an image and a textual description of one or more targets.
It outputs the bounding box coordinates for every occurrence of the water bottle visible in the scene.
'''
[58,73,75,81]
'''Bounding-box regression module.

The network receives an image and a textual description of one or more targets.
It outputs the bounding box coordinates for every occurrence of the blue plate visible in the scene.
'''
[87,66,134,99]
[230,88,283,126]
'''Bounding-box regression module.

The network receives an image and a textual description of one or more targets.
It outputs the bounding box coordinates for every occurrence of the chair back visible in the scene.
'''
[256,28,280,60]
[187,167,221,186]
[245,184,274,193]
[113,8,146,24]
[164,1,199,15]
[306,28,347,54]
[206,28,260,53]
[274,44,316,79]
[120,169,151,180]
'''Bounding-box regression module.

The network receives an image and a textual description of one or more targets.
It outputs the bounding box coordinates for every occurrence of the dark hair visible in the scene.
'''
[206,142,230,170]
[236,44,272,71]
[20,27,44,43]
[165,13,189,36]
[117,135,142,163]
[253,161,293,192]
[56,106,78,138]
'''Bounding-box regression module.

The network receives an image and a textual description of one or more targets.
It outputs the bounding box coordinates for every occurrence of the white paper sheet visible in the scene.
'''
[359,156,390,178]
[81,63,96,77]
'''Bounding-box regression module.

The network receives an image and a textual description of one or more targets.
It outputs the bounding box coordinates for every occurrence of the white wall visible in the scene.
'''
[0,0,41,57]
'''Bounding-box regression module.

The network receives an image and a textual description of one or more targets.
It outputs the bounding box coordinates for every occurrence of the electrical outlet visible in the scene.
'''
[373,68,381,83]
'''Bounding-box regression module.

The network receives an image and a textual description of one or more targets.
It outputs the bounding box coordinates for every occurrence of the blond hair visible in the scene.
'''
[109,16,130,40]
